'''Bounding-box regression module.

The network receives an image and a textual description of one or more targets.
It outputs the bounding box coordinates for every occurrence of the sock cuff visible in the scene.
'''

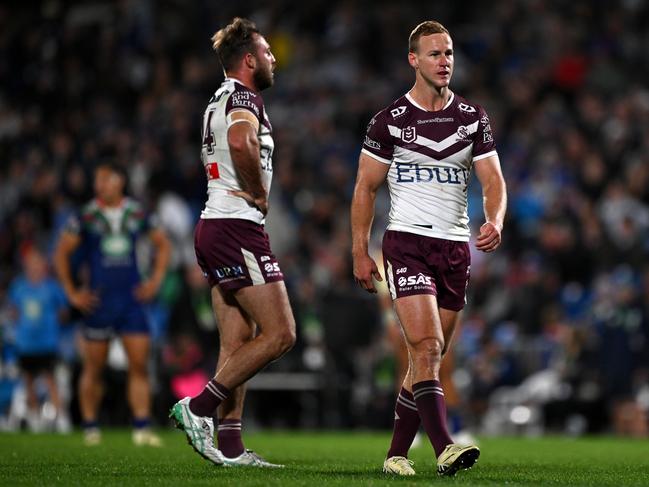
[400,387,415,401]
[412,380,444,399]
[82,420,99,430]
[206,379,230,401]
[133,417,151,430]
[218,418,242,429]
[397,390,418,411]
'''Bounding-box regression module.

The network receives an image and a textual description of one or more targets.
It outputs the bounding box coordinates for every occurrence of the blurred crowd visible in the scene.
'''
[1,0,648,435]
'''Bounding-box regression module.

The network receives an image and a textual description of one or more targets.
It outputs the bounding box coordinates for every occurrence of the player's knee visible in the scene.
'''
[128,361,148,378]
[83,363,105,379]
[411,336,444,364]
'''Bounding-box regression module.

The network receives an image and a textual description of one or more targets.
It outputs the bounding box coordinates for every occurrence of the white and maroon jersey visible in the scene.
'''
[200,77,274,224]
[362,92,498,242]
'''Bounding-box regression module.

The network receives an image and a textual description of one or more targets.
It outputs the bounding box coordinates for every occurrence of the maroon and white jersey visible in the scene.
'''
[200,77,274,224]
[362,92,498,241]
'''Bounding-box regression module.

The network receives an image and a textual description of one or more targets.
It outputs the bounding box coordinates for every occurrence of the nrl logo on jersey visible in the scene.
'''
[390,106,407,118]
[401,126,417,143]
[458,103,476,113]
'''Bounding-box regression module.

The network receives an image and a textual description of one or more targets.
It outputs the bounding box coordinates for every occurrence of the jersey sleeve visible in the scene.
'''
[361,111,394,165]
[472,106,497,162]
[225,89,264,127]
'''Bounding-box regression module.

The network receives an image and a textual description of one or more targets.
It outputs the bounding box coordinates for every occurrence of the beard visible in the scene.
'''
[253,63,274,91]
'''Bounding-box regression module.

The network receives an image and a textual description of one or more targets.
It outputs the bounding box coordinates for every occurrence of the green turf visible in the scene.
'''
[0,430,648,486]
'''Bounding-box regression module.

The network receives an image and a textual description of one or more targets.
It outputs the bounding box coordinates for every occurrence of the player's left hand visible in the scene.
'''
[134,279,161,302]
[475,222,502,252]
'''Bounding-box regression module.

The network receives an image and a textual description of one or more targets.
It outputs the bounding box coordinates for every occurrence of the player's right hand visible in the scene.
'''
[353,253,383,294]
[69,288,100,314]
[228,190,268,216]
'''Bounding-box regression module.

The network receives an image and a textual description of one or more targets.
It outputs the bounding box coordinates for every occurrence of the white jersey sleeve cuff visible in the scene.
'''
[226,109,259,129]
[226,118,256,128]
[361,148,392,165]
[472,150,498,162]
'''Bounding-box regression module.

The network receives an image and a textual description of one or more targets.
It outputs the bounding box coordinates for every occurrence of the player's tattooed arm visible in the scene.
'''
[474,154,507,252]
[351,153,390,293]
[227,110,268,215]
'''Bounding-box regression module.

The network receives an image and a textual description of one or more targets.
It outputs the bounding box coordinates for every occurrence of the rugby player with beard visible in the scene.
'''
[169,17,295,469]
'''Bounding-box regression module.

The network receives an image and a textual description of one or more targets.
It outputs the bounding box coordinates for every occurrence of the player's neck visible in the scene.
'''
[225,71,258,93]
[409,83,451,112]
[97,197,124,209]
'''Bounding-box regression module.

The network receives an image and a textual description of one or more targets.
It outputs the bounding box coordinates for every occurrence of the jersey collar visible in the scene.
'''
[405,91,454,112]
[225,76,245,86]
[95,197,126,209]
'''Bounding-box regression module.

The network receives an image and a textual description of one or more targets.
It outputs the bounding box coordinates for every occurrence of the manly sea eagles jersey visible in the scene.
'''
[362,92,498,242]
[200,77,274,224]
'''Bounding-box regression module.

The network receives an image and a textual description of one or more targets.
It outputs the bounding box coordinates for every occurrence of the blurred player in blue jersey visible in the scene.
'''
[8,246,68,431]
[352,21,507,477]
[53,162,171,446]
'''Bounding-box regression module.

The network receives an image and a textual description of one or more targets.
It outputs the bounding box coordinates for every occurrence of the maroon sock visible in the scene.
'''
[387,387,420,458]
[413,380,453,457]
[217,418,245,458]
[188,379,230,417]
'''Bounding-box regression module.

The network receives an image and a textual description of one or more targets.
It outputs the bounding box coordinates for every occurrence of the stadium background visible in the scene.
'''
[0,0,648,438]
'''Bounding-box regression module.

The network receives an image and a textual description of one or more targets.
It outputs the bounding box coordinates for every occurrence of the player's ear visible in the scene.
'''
[408,51,418,69]
[244,52,256,70]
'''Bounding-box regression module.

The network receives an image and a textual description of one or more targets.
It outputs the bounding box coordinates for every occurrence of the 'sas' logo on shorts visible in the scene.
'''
[398,273,432,287]
[264,262,280,273]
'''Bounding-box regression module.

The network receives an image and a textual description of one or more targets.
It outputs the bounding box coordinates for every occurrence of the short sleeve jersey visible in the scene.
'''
[200,77,274,224]
[361,92,498,241]
[9,277,66,355]
[64,197,157,296]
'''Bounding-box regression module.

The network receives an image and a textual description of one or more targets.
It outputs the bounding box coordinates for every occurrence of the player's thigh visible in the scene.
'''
[393,294,444,349]
[80,338,110,371]
[211,284,254,352]
[233,281,295,337]
[120,334,150,371]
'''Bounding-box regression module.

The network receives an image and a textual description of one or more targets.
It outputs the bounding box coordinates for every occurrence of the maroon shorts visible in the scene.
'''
[382,230,471,311]
[194,218,284,292]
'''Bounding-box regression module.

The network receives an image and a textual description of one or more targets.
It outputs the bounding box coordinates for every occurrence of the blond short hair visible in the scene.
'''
[408,21,450,53]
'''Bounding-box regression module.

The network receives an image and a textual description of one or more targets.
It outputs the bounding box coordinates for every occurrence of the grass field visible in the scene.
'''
[1,430,648,486]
